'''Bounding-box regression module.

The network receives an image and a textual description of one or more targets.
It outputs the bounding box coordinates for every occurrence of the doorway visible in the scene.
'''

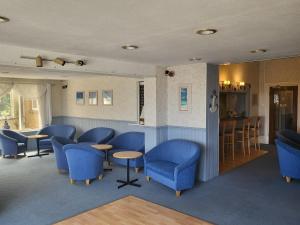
[269,86,298,144]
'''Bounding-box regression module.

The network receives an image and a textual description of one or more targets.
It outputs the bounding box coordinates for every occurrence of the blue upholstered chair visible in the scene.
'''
[77,127,114,145]
[0,130,28,158]
[276,129,300,148]
[64,144,105,185]
[51,136,75,173]
[144,139,200,197]
[108,132,145,172]
[38,125,76,151]
[275,139,300,183]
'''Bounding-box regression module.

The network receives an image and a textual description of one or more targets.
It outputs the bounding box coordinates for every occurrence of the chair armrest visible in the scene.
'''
[144,149,160,162]
[14,132,28,144]
[174,159,198,177]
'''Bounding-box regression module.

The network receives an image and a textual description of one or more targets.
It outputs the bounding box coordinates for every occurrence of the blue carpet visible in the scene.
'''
[0,148,299,225]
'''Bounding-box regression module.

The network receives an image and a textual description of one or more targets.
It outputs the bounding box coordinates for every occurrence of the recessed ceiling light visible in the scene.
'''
[222,62,231,65]
[122,45,139,50]
[196,29,217,35]
[0,16,9,23]
[250,49,267,53]
[189,57,202,62]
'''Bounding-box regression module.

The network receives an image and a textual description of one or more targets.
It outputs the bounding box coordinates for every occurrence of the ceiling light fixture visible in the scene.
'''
[54,58,66,66]
[122,45,139,50]
[189,57,202,62]
[36,56,43,67]
[0,16,9,23]
[222,62,231,65]
[21,55,86,67]
[250,49,267,53]
[196,29,217,35]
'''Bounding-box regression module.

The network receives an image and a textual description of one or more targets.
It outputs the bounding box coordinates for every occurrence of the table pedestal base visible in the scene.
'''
[117,179,141,189]
[28,152,49,158]
[116,158,141,189]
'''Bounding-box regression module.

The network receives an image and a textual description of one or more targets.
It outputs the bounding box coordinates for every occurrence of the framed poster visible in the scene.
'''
[102,90,113,105]
[179,84,191,111]
[88,91,98,105]
[76,91,85,105]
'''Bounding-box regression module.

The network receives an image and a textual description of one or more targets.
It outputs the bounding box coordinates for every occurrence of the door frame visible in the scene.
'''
[269,85,298,144]
[263,83,300,144]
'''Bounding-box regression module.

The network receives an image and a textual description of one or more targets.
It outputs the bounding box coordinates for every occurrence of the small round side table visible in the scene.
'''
[91,144,113,171]
[27,134,49,158]
[113,151,143,189]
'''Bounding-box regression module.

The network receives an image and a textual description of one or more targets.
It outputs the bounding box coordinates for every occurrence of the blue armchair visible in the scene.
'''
[77,127,114,144]
[0,130,28,158]
[108,132,145,172]
[144,139,200,197]
[51,136,75,173]
[38,125,76,151]
[64,144,105,185]
[275,139,300,183]
[276,129,300,148]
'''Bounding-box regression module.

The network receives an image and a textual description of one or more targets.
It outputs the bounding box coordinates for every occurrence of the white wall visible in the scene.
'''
[52,76,141,122]
[167,63,207,128]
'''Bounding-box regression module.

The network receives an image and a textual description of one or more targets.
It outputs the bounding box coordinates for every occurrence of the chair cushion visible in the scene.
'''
[146,160,178,180]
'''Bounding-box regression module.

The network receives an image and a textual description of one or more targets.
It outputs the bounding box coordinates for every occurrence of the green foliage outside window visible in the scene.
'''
[0,93,12,118]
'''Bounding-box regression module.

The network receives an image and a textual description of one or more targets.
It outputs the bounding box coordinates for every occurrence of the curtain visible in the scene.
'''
[14,83,52,128]
[0,82,13,98]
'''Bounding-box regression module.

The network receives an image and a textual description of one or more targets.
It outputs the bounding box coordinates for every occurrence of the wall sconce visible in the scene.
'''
[224,80,231,85]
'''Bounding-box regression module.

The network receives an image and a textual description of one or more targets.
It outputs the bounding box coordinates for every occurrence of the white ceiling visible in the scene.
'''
[0,0,300,65]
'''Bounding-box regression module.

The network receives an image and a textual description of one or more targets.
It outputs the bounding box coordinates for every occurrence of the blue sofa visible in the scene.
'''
[51,136,75,173]
[144,139,200,197]
[108,132,145,172]
[64,144,105,185]
[0,130,28,158]
[275,139,300,183]
[38,125,76,151]
[77,127,114,144]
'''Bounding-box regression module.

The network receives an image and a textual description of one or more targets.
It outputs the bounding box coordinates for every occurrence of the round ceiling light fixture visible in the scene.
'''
[189,57,202,62]
[222,62,231,65]
[250,49,267,53]
[122,45,139,50]
[0,16,9,23]
[196,29,217,35]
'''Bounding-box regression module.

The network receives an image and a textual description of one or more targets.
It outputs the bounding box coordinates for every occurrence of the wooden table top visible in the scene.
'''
[91,144,113,151]
[27,134,48,139]
[113,151,143,159]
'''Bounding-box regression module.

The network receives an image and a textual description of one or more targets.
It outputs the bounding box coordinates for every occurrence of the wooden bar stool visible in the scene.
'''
[249,116,261,153]
[235,118,251,157]
[220,120,237,161]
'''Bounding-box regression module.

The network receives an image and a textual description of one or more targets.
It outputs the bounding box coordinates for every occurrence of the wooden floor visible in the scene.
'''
[55,195,213,225]
[219,148,268,173]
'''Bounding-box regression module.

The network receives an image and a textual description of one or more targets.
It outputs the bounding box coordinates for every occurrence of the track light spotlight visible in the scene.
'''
[36,56,43,67]
[75,60,85,66]
[54,58,66,66]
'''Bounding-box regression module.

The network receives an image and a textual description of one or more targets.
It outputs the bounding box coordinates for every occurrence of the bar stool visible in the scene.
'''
[235,118,251,157]
[220,120,236,161]
[249,116,260,152]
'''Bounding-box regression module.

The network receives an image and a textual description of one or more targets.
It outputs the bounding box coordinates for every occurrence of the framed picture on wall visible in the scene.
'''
[76,91,85,105]
[102,90,113,105]
[88,91,98,105]
[179,84,192,111]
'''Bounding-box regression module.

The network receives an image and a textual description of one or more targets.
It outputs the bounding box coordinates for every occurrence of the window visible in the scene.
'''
[0,92,13,119]
[32,99,38,110]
